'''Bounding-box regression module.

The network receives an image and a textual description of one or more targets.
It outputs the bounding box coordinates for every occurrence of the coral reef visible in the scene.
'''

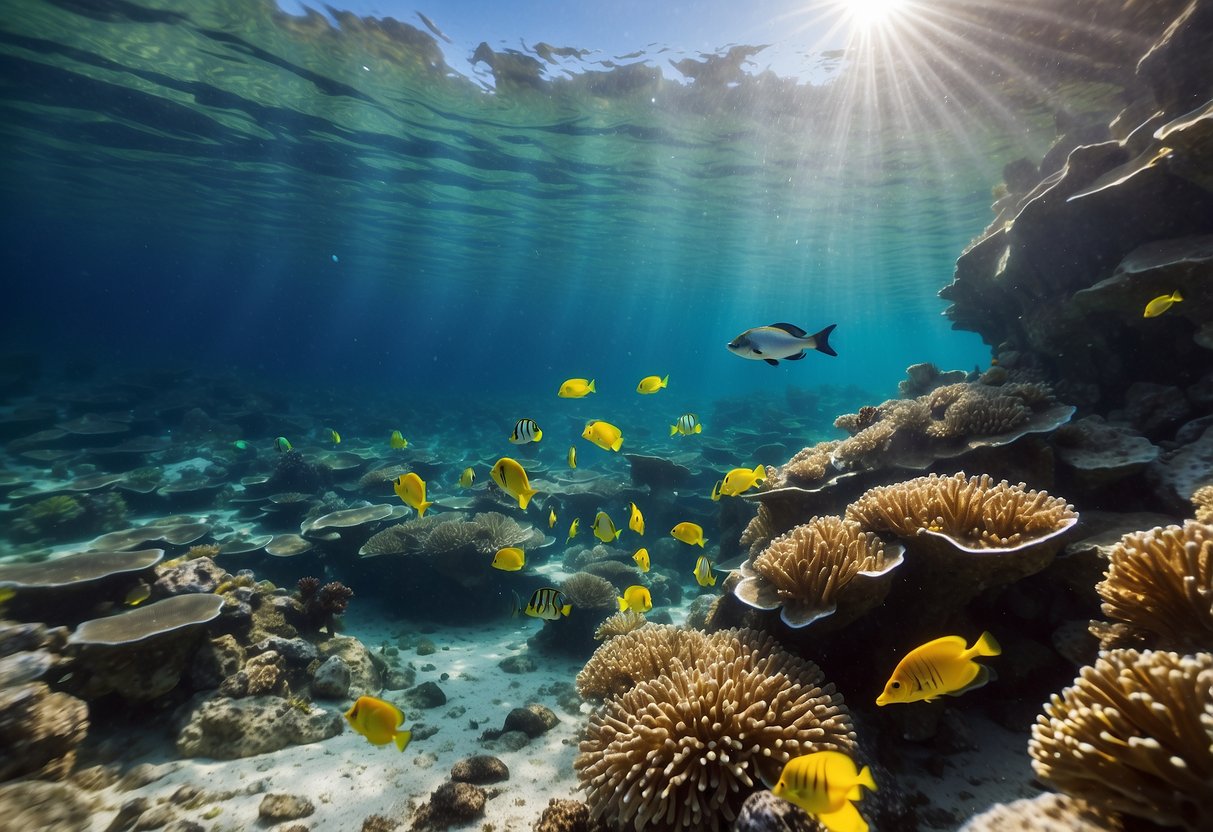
[1029,649,1213,831]
[296,577,354,630]
[958,792,1123,832]
[558,573,618,611]
[9,493,128,543]
[1196,484,1213,522]
[592,610,647,641]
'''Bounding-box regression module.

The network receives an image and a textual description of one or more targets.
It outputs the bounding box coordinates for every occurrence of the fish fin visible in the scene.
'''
[588,379,596,392]
[785,350,807,360]
[857,765,877,793]
[694,424,701,433]
[417,500,434,518]
[395,730,412,752]
[661,375,668,387]
[613,529,621,540]
[510,591,522,617]
[753,464,765,480]
[811,324,838,356]
[561,604,572,616]
[847,785,863,801]
[816,799,868,832]
[611,437,623,451]
[518,489,537,510]
[708,575,716,586]
[670,425,678,436]
[534,430,543,442]
[618,597,628,611]
[696,539,705,547]
[950,665,995,697]
[764,358,779,366]
[769,322,809,337]
[973,630,1001,657]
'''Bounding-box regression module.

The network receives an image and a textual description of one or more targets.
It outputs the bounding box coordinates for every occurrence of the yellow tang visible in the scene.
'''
[720,464,766,496]
[459,467,476,488]
[710,480,723,502]
[389,430,408,449]
[771,750,877,832]
[628,502,644,535]
[582,420,623,452]
[567,445,577,469]
[393,473,433,518]
[330,429,341,444]
[632,548,650,572]
[617,584,652,613]
[490,457,538,510]
[558,378,596,398]
[548,508,557,529]
[345,696,413,752]
[592,511,621,543]
[124,582,151,606]
[671,521,706,547]
[1143,290,1182,318]
[692,556,716,587]
[566,518,580,542]
[275,436,292,453]
[492,547,525,571]
[516,587,571,620]
[876,631,1001,706]
[636,374,668,394]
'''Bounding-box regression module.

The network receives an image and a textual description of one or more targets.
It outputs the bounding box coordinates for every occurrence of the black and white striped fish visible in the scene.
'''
[509,418,543,444]
[670,413,701,437]
[513,587,571,620]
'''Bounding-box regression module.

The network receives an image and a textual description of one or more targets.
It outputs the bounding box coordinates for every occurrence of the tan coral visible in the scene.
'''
[958,792,1122,832]
[1194,485,1213,523]
[560,572,618,611]
[1094,521,1213,652]
[593,610,647,641]
[575,629,853,832]
[576,624,710,701]
[1028,649,1213,831]
[739,504,777,561]
[733,516,904,629]
[773,440,840,488]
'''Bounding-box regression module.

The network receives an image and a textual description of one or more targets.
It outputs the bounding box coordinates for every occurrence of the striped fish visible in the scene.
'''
[510,418,543,444]
[514,587,571,621]
[876,632,1001,705]
[670,413,701,437]
[771,750,876,827]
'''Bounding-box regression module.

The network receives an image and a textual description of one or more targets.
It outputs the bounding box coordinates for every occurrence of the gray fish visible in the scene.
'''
[727,323,837,366]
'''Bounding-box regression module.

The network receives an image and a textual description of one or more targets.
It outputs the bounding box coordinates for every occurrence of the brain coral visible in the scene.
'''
[1028,649,1213,831]
[575,628,853,832]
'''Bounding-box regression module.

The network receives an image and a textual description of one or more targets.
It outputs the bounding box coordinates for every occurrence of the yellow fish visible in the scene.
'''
[558,378,596,398]
[459,467,476,488]
[670,413,701,436]
[510,418,542,444]
[492,547,525,571]
[617,584,652,613]
[124,582,151,606]
[876,631,1001,706]
[490,457,538,510]
[771,750,876,832]
[710,480,723,502]
[636,374,668,394]
[548,508,557,529]
[345,696,412,751]
[592,511,621,543]
[720,464,766,496]
[582,420,623,452]
[275,436,292,452]
[389,430,408,449]
[393,472,434,518]
[632,548,650,572]
[567,445,577,469]
[567,518,580,542]
[671,521,706,547]
[1144,290,1182,318]
[692,556,716,587]
[0,587,14,606]
[628,502,644,535]
[330,429,341,444]
[516,587,571,620]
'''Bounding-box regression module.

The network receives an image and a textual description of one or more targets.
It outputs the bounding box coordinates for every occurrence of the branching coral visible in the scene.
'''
[767,441,839,488]
[593,610,647,641]
[1093,521,1213,652]
[1028,649,1213,831]
[422,512,543,555]
[560,573,618,611]
[359,514,461,556]
[577,625,711,701]
[297,577,353,627]
[734,516,903,629]
[739,504,777,561]
[958,793,1123,832]
[575,628,853,832]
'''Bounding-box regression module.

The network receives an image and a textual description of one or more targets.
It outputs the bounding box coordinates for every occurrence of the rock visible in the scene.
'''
[497,655,536,674]
[251,636,318,666]
[175,693,343,759]
[73,763,118,791]
[360,815,400,832]
[311,655,351,699]
[416,638,436,656]
[0,649,54,687]
[0,780,95,832]
[0,682,89,781]
[533,798,607,832]
[0,621,51,657]
[106,797,151,832]
[116,762,177,791]
[245,651,286,696]
[502,703,558,738]
[162,822,204,832]
[412,781,486,830]
[317,636,380,698]
[132,803,176,830]
[1052,416,1158,488]
[187,635,244,690]
[1137,0,1213,116]
[1146,423,1213,510]
[733,789,819,832]
[259,793,315,821]
[482,729,529,752]
[449,755,509,784]
[1117,382,1192,438]
[402,681,446,710]
[383,668,415,690]
[152,557,226,597]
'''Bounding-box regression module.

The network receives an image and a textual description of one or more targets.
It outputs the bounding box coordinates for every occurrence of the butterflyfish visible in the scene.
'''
[345,695,412,751]
[876,631,1002,706]
[636,374,668,394]
[492,547,525,571]
[671,521,706,547]
[558,378,596,398]
[670,413,702,437]
[548,508,557,529]
[692,556,716,587]
[567,445,577,469]
[720,464,766,496]
[389,430,408,449]
[728,322,837,366]
[393,472,433,518]
[490,457,538,510]
[771,750,876,832]
[582,420,623,452]
[124,581,151,606]
[592,511,621,543]
[566,518,580,542]
[632,548,650,572]
[1144,290,1182,318]
[510,418,542,444]
[330,429,341,444]
[459,467,476,488]
[516,587,572,620]
[710,480,723,502]
[275,436,292,452]
[618,584,652,613]
[628,502,644,535]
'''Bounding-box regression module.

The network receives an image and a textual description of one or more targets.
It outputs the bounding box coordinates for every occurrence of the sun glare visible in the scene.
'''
[839,0,910,28]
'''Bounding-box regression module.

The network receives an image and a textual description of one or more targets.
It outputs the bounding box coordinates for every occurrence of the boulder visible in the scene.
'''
[175,694,342,759]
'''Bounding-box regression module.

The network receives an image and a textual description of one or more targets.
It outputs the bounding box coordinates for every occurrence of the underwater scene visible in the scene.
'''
[1,0,1212,830]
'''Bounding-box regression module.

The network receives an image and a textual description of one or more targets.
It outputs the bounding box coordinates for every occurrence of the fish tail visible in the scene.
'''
[518,489,537,510]
[857,764,877,793]
[753,464,765,480]
[611,437,623,451]
[694,424,701,433]
[810,323,838,357]
[973,630,1001,657]
[661,375,668,388]
[535,430,543,442]
[588,379,596,392]
[670,424,678,436]
[696,539,705,547]
[417,500,434,518]
[1173,290,1184,302]
[395,730,412,752]
[560,603,572,616]
[510,591,522,618]
[618,597,628,612]
[613,529,621,540]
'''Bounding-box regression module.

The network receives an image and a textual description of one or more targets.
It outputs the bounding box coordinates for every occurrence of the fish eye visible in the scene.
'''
[891,681,901,689]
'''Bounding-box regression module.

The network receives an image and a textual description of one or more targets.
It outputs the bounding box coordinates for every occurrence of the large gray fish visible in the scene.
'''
[727,323,837,366]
